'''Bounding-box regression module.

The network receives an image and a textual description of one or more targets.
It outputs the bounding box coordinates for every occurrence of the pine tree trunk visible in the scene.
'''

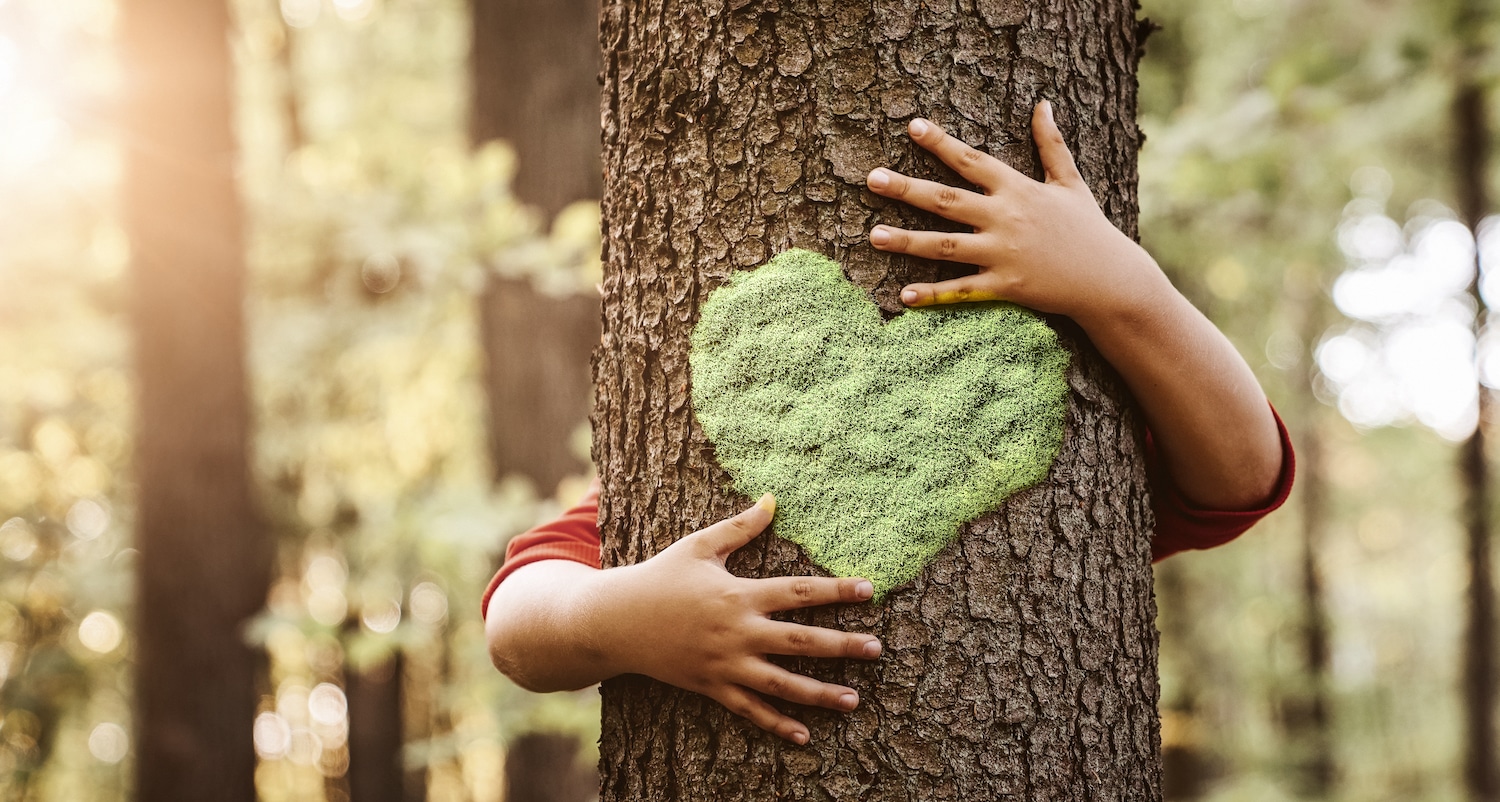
[1455,19,1495,795]
[346,652,406,802]
[470,0,602,495]
[122,1,268,799]
[594,1,1160,798]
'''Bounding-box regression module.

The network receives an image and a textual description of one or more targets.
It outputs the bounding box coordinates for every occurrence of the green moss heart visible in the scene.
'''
[689,249,1070,600]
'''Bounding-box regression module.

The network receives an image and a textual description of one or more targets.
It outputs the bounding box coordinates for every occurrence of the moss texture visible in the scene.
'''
[690,249,1070,599]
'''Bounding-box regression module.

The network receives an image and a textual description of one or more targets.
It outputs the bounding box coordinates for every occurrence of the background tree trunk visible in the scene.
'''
[594,1,1160,799]
[122,0,268,799]
[1454,0,1495,789]
[471,0,602,496]
[346,653,407,802]
[469,1,603,799]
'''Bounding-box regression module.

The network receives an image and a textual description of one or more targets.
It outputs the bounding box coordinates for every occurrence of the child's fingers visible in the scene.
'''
[905,117,1020,192]
[865,168,988,226]
[752,575,873,612]
[711,685,810,745]
[900,275,1005,307]
[1031,100,1083,187]
[869,225,986,266]
[755,621,883,660]
[740,664,861,713]
[691,494,775,559]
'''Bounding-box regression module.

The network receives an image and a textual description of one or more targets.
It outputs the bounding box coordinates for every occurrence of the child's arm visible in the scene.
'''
[864,102,1284,511]
[484,494,881,746]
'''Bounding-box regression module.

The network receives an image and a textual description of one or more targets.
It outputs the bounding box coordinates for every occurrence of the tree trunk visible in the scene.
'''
[122,1,268,799]
[504,733,599,802]
[594,1,1160,799]
[346,653,407,802]
[470,0,602,495]
[1455,10,1495,793]
[476,278,601,494]
[1290,297,1334,797]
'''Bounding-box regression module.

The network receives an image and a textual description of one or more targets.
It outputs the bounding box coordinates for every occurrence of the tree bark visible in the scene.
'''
[470,0,602,495]
[122,0,268,799]
[594,1,1160,799]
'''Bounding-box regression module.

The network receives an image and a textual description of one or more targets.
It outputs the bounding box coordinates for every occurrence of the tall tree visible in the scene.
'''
[471,0,602,496]
[1455,0,1495,794]
[469,0,603,799]
[593,1,1160,798]
[122,0,268,799]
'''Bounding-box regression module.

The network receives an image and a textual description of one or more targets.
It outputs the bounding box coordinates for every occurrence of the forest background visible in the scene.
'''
[0,0,1496,800]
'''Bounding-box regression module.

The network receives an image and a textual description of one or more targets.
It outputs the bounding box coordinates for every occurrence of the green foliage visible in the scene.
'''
[690,250,1069,599]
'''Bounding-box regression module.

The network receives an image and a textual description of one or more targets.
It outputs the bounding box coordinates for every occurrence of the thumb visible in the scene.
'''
[692,494,775,559]
[900,274,1003,307]
[1031,100,1083,187]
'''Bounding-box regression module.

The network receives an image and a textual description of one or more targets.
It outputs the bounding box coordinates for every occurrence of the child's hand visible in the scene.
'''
[865,101,1171,327]
[595,494,881,745]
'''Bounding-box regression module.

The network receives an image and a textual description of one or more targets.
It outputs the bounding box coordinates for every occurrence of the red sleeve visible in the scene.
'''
[480,410,1294,616]
[1149,406,1296,562]
[479,480,602,621]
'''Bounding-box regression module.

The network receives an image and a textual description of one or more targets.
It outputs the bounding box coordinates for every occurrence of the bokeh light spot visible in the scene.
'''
[87,723,129,764]
[66,498,109,540]
[410,581,448,625]
[0,519,37,562]
[78,611,123,653]
[308,683,347,728]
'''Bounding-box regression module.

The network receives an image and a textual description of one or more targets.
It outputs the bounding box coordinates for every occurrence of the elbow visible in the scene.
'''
[484,603,587,694]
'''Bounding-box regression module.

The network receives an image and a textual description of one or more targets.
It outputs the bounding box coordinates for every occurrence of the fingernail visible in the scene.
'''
[792,730,808,745]
[863,639,883,659]
[867,169,889,190]
[910,118,929,137]
[1042,100,1054,123]
[756,493,775,513]
[840,692,859,710]
[900,288,918,305]
[855,580,874,599]
[869,227,890,246]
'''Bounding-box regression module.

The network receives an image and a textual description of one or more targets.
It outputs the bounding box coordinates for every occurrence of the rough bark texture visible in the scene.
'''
[470,0,603,495]
[123,0,268,799]
[593,1,1160,799]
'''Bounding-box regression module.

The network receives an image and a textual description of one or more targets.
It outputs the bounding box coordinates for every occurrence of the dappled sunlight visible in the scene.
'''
[1318,183,1498,441]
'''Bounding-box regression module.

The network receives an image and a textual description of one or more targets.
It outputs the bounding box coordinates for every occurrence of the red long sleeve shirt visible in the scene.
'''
[482,411,1295,619]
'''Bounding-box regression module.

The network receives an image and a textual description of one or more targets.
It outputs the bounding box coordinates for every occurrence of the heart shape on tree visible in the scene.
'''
[690,249,1070,599]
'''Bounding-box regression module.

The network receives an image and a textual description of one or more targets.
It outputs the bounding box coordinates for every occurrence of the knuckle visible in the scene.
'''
[763,675,789,697]
[935,186,960,211]
[938,237,959,258]
[792,579,816,600]
[786,629,813,649]
[959,147,981,165]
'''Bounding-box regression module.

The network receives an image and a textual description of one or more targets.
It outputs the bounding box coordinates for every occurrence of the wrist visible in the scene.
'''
[567,562,653,682]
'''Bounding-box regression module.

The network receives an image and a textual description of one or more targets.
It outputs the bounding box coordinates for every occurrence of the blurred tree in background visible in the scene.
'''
[0,0,1497,800]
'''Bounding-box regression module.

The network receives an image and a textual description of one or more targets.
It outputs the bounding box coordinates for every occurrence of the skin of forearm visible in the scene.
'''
[1070,248,1284,511]
[485,560,622,692]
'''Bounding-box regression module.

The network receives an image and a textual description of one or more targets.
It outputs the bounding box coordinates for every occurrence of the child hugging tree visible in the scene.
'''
[483,102,1293,747]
